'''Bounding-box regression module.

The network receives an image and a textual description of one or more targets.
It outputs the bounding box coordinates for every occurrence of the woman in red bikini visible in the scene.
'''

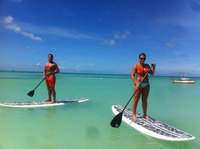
[131,53,156,121]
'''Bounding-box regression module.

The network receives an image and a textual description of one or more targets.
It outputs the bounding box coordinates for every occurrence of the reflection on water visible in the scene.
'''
[85,125,100,140]
[110,127,122,143]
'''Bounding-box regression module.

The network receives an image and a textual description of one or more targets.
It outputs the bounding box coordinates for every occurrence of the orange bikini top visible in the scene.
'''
[137,65,149,75]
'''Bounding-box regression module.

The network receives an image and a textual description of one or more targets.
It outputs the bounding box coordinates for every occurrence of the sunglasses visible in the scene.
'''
[139,57,146,60]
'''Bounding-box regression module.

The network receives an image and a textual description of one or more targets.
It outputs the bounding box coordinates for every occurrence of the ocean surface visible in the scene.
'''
[0,71,199,149]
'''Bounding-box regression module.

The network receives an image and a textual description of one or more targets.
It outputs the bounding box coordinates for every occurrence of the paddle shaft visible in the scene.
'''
[121,66,153,113]
[32,78,45,91]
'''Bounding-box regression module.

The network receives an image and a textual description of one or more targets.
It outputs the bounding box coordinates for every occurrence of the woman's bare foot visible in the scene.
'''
[133,115,137,121]
[44,99,51,102]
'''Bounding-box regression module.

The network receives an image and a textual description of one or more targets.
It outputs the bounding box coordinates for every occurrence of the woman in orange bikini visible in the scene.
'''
[131,53,156,121]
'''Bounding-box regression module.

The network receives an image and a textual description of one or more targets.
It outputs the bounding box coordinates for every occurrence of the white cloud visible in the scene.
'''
[5,24,21,32]
[114,30,130,39]
[59,66,65,70]
[21,46,30,50]
[165,39,176,47]
[59,60,96,72]
[36,62,42,67]
[101,30,130,46]
[158,62,199,75]
[4,16,13,24]
[18,24,98,40]
[21,31,42,41]
[40,26,96,40]
[2,16,42,41]
[102,39,116,46]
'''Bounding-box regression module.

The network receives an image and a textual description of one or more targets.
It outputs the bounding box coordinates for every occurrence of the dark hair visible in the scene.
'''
[48,54,54,58]
[139,53,146,58]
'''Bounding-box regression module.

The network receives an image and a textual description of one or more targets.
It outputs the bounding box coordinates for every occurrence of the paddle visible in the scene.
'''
[110,66,153,128]
[27,78,45,97]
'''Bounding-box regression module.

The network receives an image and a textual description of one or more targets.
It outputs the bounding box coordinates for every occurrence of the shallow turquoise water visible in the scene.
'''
[0,71,199,149]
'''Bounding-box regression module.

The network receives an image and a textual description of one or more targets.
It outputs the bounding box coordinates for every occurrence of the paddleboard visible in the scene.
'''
[112,105,195,141]
[0,98,89,108]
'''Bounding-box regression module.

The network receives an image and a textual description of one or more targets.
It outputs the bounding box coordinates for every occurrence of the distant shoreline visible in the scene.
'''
[1,70,200,78]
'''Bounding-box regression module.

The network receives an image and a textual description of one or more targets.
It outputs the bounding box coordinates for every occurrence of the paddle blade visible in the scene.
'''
[27,90,34,97]
[110,112,123,128]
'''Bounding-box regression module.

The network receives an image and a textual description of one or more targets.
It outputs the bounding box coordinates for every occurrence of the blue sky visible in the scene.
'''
[0,0,200,76]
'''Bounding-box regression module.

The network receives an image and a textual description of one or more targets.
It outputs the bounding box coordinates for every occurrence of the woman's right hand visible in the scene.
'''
[135,83,140,87]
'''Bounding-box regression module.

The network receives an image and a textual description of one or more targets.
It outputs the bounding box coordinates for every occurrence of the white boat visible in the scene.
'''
[171,73,195,84]
[172,78,195,84]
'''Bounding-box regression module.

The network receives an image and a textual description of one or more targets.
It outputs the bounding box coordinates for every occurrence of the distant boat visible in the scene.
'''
[171,73,195,84]
[172,77,195,84]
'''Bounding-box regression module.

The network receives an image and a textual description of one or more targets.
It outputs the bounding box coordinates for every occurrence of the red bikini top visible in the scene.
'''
[137,64,149,75]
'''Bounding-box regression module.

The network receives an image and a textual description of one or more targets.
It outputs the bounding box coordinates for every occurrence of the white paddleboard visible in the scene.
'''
[112,105,195,141]
[0,98,89,108]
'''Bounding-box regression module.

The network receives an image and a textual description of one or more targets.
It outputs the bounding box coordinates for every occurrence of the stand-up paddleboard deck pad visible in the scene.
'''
[0,99,89,108]
[112,105,195,141]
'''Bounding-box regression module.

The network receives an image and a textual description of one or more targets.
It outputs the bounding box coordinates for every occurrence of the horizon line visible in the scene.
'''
[0,70,200,78]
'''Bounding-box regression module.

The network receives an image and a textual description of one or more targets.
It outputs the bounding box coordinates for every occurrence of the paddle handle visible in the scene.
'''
[33,78,45,91]
[122,66,153,113]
